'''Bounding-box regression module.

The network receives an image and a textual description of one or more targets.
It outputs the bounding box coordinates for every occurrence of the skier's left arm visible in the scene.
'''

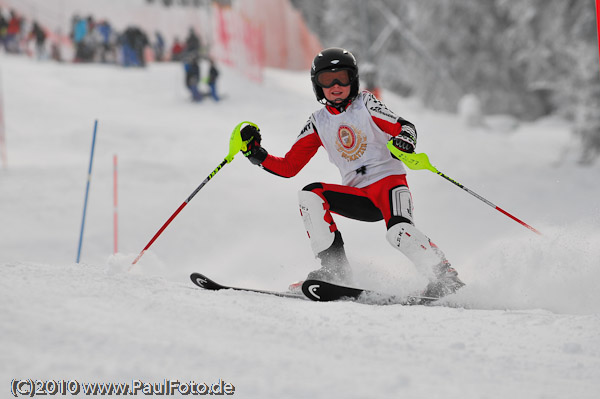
[363,91,417,154]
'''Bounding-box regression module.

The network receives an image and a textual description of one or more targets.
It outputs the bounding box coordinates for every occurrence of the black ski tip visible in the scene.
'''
[190,273,306,299]
[190,273,224,290]
[301,279,440,305]
[302,279,363,302]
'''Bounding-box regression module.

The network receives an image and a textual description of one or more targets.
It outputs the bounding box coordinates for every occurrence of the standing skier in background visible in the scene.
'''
[240,48,464,299]
[184,54,202,102]
[206,58,220,101]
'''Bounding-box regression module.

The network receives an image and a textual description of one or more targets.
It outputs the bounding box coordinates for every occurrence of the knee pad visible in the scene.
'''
[298,190,336,256]
[389,185,414,225]
[386,222,443,274]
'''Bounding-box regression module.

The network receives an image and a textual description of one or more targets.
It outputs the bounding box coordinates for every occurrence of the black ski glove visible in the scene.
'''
[389,122,417,155]
[240,125,268,165]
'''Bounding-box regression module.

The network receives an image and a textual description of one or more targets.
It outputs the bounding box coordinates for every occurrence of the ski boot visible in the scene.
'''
[422,259,465,299]
[289,231,353,293]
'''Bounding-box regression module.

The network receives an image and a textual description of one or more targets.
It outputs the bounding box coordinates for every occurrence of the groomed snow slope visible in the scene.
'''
[1,54,599,398]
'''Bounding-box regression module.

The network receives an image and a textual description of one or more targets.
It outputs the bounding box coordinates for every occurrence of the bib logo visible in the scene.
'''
[336,124,367,161]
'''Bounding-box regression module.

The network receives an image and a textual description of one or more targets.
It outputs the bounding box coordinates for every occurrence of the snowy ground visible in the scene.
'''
[1,53,600,398]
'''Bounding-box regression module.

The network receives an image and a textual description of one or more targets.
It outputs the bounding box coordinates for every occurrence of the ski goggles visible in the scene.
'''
[315,69,354,88]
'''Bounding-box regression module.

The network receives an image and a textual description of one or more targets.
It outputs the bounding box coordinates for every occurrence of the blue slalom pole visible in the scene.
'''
[76,120,98,263]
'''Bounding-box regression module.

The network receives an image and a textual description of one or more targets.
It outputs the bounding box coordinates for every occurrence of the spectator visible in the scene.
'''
[5,9,21,53]
[72,15,90,62]
[184,27,201,57]
[184,54,202,102]
[0,11,8,51]
[153,31,165,61]
[29,21,47,59]
[50,28,63,62]
[207,58,220,101]
[132,27,149,67]
[120,26,148,67]
[170,37,183,61]
[121,27,138,66]
[96,20,115,63]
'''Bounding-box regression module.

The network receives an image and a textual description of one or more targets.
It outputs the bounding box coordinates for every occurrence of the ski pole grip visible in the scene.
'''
[226,121,260,163]
[386,141,439,174]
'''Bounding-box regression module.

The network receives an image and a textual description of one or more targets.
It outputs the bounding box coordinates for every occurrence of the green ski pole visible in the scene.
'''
[387,142,542,235]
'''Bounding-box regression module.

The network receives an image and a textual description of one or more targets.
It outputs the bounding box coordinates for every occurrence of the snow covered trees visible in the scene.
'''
[295,0,600,163]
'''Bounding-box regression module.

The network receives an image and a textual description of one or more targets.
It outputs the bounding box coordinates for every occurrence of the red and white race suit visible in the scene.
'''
[260,91,445,272]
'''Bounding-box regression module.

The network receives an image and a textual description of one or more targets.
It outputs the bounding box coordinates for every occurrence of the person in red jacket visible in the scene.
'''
[170,37,184,61]
[5,9,21,53]
[240,48,464,299]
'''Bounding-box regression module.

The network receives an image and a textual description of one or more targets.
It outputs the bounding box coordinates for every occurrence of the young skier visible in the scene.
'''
[240,47,464,298]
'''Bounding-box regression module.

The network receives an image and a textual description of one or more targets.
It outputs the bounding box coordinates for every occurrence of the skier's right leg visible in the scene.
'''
[296,182,383,285]
[297,186,352,285]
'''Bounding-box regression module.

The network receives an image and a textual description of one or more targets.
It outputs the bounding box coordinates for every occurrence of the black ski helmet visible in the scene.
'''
[311,47,360,104]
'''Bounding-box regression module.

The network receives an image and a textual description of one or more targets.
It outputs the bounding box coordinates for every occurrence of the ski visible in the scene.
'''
[190,273,305,299]
[301,279,438,305]
[190,273,439,305]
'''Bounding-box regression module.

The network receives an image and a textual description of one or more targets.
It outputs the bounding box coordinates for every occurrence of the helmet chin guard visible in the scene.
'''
[311,47,360,105]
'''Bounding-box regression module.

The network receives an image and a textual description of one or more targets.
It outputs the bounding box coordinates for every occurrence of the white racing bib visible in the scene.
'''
[310,92,407,188]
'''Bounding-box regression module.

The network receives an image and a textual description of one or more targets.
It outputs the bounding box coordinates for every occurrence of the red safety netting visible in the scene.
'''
[212,0,322,82]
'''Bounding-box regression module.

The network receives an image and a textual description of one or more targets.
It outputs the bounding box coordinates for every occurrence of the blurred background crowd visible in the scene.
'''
[0,7,204,64]
[0,3,222,101]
